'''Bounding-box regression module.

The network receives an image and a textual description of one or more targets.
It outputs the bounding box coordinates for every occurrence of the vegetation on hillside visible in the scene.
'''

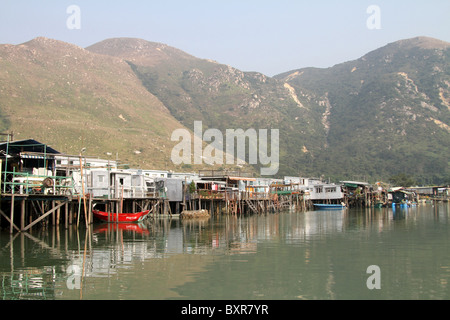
[0,36,448,185]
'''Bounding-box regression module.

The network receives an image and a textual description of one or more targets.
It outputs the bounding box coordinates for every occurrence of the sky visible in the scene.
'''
[0,0,449,76]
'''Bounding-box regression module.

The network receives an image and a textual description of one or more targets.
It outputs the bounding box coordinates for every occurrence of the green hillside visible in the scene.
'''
[89,37,449,183]
[0,36,448,184]
[88,38,327,177]
[276,37,450,184]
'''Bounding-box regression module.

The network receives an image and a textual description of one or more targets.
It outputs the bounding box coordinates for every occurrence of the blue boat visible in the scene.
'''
[313,203,347,210]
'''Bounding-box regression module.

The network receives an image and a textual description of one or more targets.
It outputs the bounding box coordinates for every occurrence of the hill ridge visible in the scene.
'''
[0,35,448,183]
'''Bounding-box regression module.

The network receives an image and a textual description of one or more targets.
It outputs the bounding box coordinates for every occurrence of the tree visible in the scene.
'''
[189,181,196,194]
[388,173,417,187]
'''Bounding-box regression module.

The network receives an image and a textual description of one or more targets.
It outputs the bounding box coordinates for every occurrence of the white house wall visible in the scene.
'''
[309,184,344,200]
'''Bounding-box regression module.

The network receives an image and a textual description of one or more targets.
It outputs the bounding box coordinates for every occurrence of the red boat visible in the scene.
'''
[92,209,151,223]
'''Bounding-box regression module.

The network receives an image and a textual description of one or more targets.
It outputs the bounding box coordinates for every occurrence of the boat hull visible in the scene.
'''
[313,204,346,210]
[92,210,150,223]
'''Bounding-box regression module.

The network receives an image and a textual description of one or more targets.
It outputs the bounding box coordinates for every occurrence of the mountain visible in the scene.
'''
[87,38,327,176]
[275,36,450,184]
[88,36,450,183]
[0,36,448,183]
[0,37,196,169]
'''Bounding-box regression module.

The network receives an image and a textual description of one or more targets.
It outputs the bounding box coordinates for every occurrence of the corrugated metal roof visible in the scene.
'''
[0,139,60,155]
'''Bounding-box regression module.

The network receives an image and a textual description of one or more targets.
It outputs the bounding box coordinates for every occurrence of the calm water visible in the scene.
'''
[1,203,450,300]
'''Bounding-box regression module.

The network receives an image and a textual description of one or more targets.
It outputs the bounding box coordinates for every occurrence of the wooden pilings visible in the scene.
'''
[1,189,358,233]
[0,195,164,233]
[0,196,77,232]
[0,195,76,233]
[185,192,312,216]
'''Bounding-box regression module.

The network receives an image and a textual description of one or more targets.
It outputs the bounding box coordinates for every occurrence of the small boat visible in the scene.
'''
[374,202,385,208]
[313,203,346,210]
[92,209,150,223]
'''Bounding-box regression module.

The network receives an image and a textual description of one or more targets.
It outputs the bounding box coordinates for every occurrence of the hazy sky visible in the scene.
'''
[1,0,449,76]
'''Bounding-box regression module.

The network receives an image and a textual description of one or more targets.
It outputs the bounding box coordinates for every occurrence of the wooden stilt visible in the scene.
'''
[57,201,61,226]
[65,202,69,229]
[22,201,66,232]
[10,194,14,234]
[0,208,20,233]
[21,199,25,231]
[69,202,73,225]
[88,196,92,224]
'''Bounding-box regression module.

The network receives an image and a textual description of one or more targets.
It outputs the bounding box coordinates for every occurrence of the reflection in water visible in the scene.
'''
[1,203,449,299]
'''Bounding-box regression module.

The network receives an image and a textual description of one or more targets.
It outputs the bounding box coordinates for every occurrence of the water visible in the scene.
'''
[1,203,449,300]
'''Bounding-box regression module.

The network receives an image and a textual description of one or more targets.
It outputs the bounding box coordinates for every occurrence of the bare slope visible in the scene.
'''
[0,37,187,168]
[88,38,325,176]
[1,36,448,182]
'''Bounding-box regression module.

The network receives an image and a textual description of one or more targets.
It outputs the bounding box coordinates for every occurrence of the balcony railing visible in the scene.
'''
[2,171,75,196]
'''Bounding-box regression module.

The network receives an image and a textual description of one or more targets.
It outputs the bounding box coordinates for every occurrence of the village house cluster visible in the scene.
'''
[0,138,447,232]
